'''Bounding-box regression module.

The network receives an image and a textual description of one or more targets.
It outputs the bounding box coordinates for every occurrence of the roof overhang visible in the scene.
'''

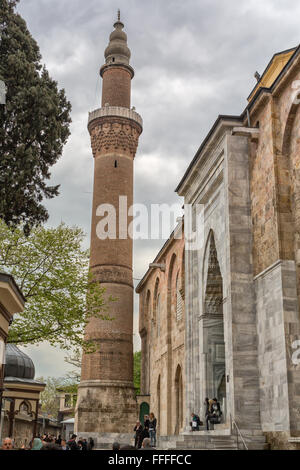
[175,116,242,196]
[0,273,25,315]
[248,47,297,102]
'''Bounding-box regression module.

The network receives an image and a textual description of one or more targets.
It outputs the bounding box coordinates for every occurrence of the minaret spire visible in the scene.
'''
[100,14,134,108]
[117,8,120,21]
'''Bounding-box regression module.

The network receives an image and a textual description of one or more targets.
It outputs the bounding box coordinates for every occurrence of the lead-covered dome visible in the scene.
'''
[104,20,131,65]
[4,343,35,380]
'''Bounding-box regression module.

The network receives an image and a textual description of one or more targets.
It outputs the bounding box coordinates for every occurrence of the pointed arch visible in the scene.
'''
[282,96,300,157]
[277,97,300,260]
[146,289,151,322]
[202,229,223,300]
[174,364,183,434]
[204,231,223,315]
[202,230,226,406]
[19,400,31,415]
[153,278,159,324]
[175,270,184,321]
[157,375,161,435]
[156,293,161,337]
[181,247,185,298]
[167,253,177,319]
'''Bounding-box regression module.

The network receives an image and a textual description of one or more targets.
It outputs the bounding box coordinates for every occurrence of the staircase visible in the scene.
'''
[158,428,268,450]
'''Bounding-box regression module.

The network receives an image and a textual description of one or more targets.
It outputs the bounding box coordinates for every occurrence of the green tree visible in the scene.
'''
[0,0,71,234]
[134,350,141,395]
[0,220,112,351]
[64,348,82,382]
[37,376,78,418]
[37,376,61,418]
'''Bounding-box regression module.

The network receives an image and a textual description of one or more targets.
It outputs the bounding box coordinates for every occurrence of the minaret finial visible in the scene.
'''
[117,9,120,21]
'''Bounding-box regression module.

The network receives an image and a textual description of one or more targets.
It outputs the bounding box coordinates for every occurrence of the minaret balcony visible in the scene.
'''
[88,105,143,130]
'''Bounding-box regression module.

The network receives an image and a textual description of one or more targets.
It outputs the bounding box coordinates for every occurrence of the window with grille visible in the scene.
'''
[176,272,184,321]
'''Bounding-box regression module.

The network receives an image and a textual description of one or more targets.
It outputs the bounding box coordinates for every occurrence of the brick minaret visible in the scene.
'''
[76,13,142,435]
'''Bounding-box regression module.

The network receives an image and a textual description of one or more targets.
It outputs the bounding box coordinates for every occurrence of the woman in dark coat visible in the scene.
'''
[140,414,150,446]
[134,421,143,449]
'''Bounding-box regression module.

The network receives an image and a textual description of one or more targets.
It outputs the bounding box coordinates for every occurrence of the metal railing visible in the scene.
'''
[231,416,248,450]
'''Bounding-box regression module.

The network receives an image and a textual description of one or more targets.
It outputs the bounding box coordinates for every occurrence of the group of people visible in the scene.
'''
[134,413,157,449]
[190,397,222,431]
[1,417,157,452]
[1,434,95,451]
[2,400,222,451]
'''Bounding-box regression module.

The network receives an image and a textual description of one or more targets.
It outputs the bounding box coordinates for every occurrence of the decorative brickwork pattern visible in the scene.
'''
[89,117,141,159]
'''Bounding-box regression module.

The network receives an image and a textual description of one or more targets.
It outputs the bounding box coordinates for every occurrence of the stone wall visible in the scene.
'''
[249,98,280,277]
[255,260,292,431]
[138,233,185,436]
[249,60,300,444]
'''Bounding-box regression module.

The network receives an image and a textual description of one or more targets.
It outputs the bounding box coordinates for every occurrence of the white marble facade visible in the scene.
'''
[177,115,300,442]
[179,120,263,435]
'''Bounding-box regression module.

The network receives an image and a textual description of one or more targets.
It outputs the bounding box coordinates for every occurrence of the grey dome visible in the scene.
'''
[4,344,35,380]
[104,20,131,65]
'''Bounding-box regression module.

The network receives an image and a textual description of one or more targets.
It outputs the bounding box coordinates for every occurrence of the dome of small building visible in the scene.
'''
[104,20,131,65]
[4,343,35,380]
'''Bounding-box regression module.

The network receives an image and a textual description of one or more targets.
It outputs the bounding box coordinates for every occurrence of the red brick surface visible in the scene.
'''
[102,66,132,108]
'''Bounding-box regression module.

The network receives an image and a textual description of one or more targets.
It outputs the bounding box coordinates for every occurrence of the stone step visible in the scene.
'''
[159,430,268,451]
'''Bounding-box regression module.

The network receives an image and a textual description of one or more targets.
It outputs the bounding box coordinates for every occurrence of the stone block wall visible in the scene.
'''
[137,233,185,436]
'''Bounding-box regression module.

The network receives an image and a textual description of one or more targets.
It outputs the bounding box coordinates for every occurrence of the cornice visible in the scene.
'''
[177,117,242,196]
[88,106,143,130]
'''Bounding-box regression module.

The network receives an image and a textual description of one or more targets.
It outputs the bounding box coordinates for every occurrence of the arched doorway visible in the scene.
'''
[203,232,226,411]
[139,402,150,424]
[175,365,183,434]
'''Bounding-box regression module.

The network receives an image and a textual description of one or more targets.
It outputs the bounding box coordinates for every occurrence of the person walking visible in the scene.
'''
[148,413,157,447]
[134,421,143,449]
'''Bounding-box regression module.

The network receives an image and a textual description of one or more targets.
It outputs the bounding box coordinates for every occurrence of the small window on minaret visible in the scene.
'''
[115,160,118,168]
[112,57,115,62]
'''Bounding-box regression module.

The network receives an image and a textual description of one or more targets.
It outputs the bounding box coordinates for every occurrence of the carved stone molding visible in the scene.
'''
[91,264,133,288]
[88,106,143,128]
[204,234,223,315]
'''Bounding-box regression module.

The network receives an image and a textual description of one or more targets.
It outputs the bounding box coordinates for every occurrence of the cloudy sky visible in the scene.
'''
[16,0,300,378]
